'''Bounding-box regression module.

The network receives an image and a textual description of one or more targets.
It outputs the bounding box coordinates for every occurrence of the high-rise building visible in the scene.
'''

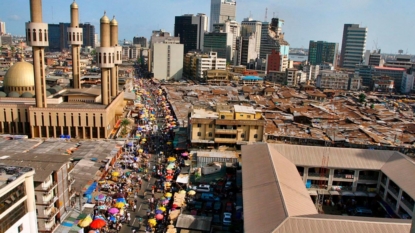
[210,0,236,31]
[47,22,95,51]
[240,17,262,55]
[153,43,184,80]
[308,41,338,67]
[203,32,233,61]
[133,36,147,48]
[260,18,289,59]
[0,21,6,35]
[363,49,382,66]
[239,34,257,66]
[339,24,367,69]
[212,19,239,64]
[174,13,208,54]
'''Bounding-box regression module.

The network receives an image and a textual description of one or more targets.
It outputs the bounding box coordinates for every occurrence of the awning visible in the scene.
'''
[308,190,318,196]
[354,191,368,197]
[176,174,189,184]
[329,191,340,195]
[341,191,355,196]
[317,189,330,195]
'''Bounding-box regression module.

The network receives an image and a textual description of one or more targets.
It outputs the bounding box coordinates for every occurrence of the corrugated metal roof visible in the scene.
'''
[381,152,415,198]
[273,215,411,233]
[270,144,395,170]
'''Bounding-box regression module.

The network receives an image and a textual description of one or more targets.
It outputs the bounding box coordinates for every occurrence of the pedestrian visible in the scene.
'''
[133,204,137,212]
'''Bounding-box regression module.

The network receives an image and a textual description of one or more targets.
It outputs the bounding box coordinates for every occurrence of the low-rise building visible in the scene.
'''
[316,71,350,90]
[0,165,37,233]
[190,104,265,147]
[400,72,414,94]
[285,68,299,86]
[184,51,226,81]
[203,69,230,85]
[372,76,394,92]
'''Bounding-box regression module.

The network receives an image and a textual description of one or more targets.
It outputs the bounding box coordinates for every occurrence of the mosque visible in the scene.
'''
[0,0,126,139]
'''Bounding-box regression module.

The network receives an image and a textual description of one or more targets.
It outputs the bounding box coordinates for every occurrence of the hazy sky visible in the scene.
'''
[2,0,414,54]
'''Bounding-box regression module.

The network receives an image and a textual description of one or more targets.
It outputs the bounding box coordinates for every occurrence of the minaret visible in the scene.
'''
[96,12,114,105]
[110,16,122,98]
[68,1,83,89]
[26,0,48,108]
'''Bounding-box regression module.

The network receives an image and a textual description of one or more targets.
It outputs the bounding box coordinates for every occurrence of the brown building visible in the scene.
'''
[266,49,281,73]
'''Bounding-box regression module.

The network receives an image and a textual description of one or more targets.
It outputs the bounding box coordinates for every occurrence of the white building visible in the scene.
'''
[316,70,350,90]
[302,65,320,81]
[196,52,226,79]
[0,21,5,36]
[239,34,257,66]
[0,165,38,233]
[210,0,236,32]
[401,72,414,94]
[153,43,184,81]
[213,19,239,64]
[241,18,262,55]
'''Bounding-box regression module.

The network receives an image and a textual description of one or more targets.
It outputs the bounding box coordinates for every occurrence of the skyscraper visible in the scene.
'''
[47,22,95,51]
[308,41,338,67]
[240,17,262,55]
[339,24,367,69]
[174,13,208,54]
[259,18,289,59]
[80,23,95,48]
[212,19,239,64]
[210,0,236,32]
[0,21,6,35]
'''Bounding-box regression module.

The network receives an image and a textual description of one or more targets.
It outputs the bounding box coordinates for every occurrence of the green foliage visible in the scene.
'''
[358,93,366,103]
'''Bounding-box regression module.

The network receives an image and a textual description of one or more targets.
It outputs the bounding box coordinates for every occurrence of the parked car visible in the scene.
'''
[223,212,232,225]
[225,201,233,212]
[201,193,221,201]
[225,181,232,190]
[213,201,222,212]
[196,184,211,193]
[205,201,214,211]
[212,214,221,224]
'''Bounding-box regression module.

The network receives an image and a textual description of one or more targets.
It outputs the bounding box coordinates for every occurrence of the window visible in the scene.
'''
[197,124,201,128]
[240,114,243,117]
[73,32,75,41]
[241,134,245,138]
[208,132,213,137]
[18,224,23,233]
[254,126,258,129]
[221,115,225,119]
[254,134,258,138]
[27,29,31,41]
[39,29,42,41]
[197,132,201,136]
[247,115,251,119]
[32,29,36,41]
[104,53,107,64]
[68,32,71,41]
[208,124,212,128]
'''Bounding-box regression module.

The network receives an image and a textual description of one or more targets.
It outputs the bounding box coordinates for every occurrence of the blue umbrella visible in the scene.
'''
[155,209,163,215]
[109,215,116,222]
[94,215,106,221]
[116,197,126,203]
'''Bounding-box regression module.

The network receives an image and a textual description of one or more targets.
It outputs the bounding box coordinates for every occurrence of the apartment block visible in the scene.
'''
[316,71,350,90]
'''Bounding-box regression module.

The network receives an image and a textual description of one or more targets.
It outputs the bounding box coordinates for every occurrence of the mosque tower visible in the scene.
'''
[26,0,48,108]
[68,1,83,89]
[96,12,114,105]
[110,16,122,98]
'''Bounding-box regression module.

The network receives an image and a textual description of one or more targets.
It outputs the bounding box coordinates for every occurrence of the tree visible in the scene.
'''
[120,118,130,136]
[370,103,375,109]
[358,93,366,103]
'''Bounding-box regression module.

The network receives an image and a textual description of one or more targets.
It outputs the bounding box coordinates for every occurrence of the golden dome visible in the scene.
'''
[4,61,35,88]
[100,12,110,24]
[71,1,78,9]
[110,16,118,26]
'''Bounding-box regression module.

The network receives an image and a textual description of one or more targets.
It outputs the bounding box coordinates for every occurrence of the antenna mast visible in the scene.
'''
[265,8,268,22]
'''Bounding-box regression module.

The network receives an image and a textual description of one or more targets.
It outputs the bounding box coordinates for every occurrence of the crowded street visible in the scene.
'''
[77,78,190,233]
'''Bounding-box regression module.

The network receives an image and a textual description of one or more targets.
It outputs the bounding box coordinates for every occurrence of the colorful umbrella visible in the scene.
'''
[165,175,173,180]
[164,193,172,198]
[179,190,186,194]
[108,207,119,214]
[78,215,92,228]
[148,218,157,226]
[166,170,173,174]
[167,142,172,145]
[155,214,164,220]
[157,206,166,212]
[111,171,120,177]
[114,202,125,208]
[90,219,106,229]
[116,198,126,203]
[95,194,106,201]
[167,164,175,169]
[181,152,189,156]
[167,157,176,162]
[155,209,163,215]
[187,190,196,196]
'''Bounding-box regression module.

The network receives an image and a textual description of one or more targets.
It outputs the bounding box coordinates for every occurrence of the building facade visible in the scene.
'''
[259,18,289,59]
[239,33,257,66]
[0,165,37,233]
[47,23,95,51]
[240,18,262,56]
[153,43,184,80]
[0,21,5,35]
[308,40,338,67]
[133,36,147,48]
[212,19,239,65]
[190,105,265,147]
[364,49,382,66]
[316,71,350,90]
[203,32,233,61]
[174,14,208,54]
[210,0,236,32]
[339,24,367,69]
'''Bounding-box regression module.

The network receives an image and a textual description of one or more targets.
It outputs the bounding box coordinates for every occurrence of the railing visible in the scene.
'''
[43,196,57,207]
[358,175,378,180]
[69,189,76,198]
[44,207,58,220]
[214,138,237,143]
[381,179,387,186]
[68,163,75,173]
[333,174,354,179]
[68,177,75,185]
[388,186,399,197]
[215,129,237,134]
[308,172,329,178]
[43,181,57,192]
[401,199,415,211]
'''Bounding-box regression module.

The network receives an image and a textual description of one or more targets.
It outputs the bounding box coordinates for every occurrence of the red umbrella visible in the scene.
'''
[155,214,164,220]
[166,170,173,174]
[90,219,106,229]
[165,175,173,180]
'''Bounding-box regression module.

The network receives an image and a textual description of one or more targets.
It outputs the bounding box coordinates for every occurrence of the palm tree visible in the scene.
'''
[120,118,130,136]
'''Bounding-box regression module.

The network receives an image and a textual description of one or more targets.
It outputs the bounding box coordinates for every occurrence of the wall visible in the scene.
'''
[153,43,184,80]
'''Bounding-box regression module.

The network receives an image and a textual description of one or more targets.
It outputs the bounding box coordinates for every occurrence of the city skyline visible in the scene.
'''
[1,0,414,54]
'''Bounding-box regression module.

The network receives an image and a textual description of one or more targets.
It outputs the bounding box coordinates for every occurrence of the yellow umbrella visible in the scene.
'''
[165,116,170,119]
[138,149,143,153]
[158,206,167,212]
[187,190,196,196]
[78,215,93,228]
[114,202,125,208]
[179,190,186,194]
[111,171,120,177]
[164,193,172,198]
[148,218,157,226]
[166,141,172,145]
[167,157,176,162]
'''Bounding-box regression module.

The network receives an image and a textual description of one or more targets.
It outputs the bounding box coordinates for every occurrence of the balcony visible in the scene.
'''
[388,186,399,197]
[42,207,59,220]
[43,221,59,232]
[69,189,77,198]
[68,163,75,173]
[68,177,75,185]
[333,174,354,179]
[215,129,237,134]
[358,175,378,181]
[41,194,57,207]
[214,138,237,144]
[43,182,57,192]
[308,172,329,179]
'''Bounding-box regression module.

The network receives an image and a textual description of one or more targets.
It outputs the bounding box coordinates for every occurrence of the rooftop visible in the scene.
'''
[0,164,34,189]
